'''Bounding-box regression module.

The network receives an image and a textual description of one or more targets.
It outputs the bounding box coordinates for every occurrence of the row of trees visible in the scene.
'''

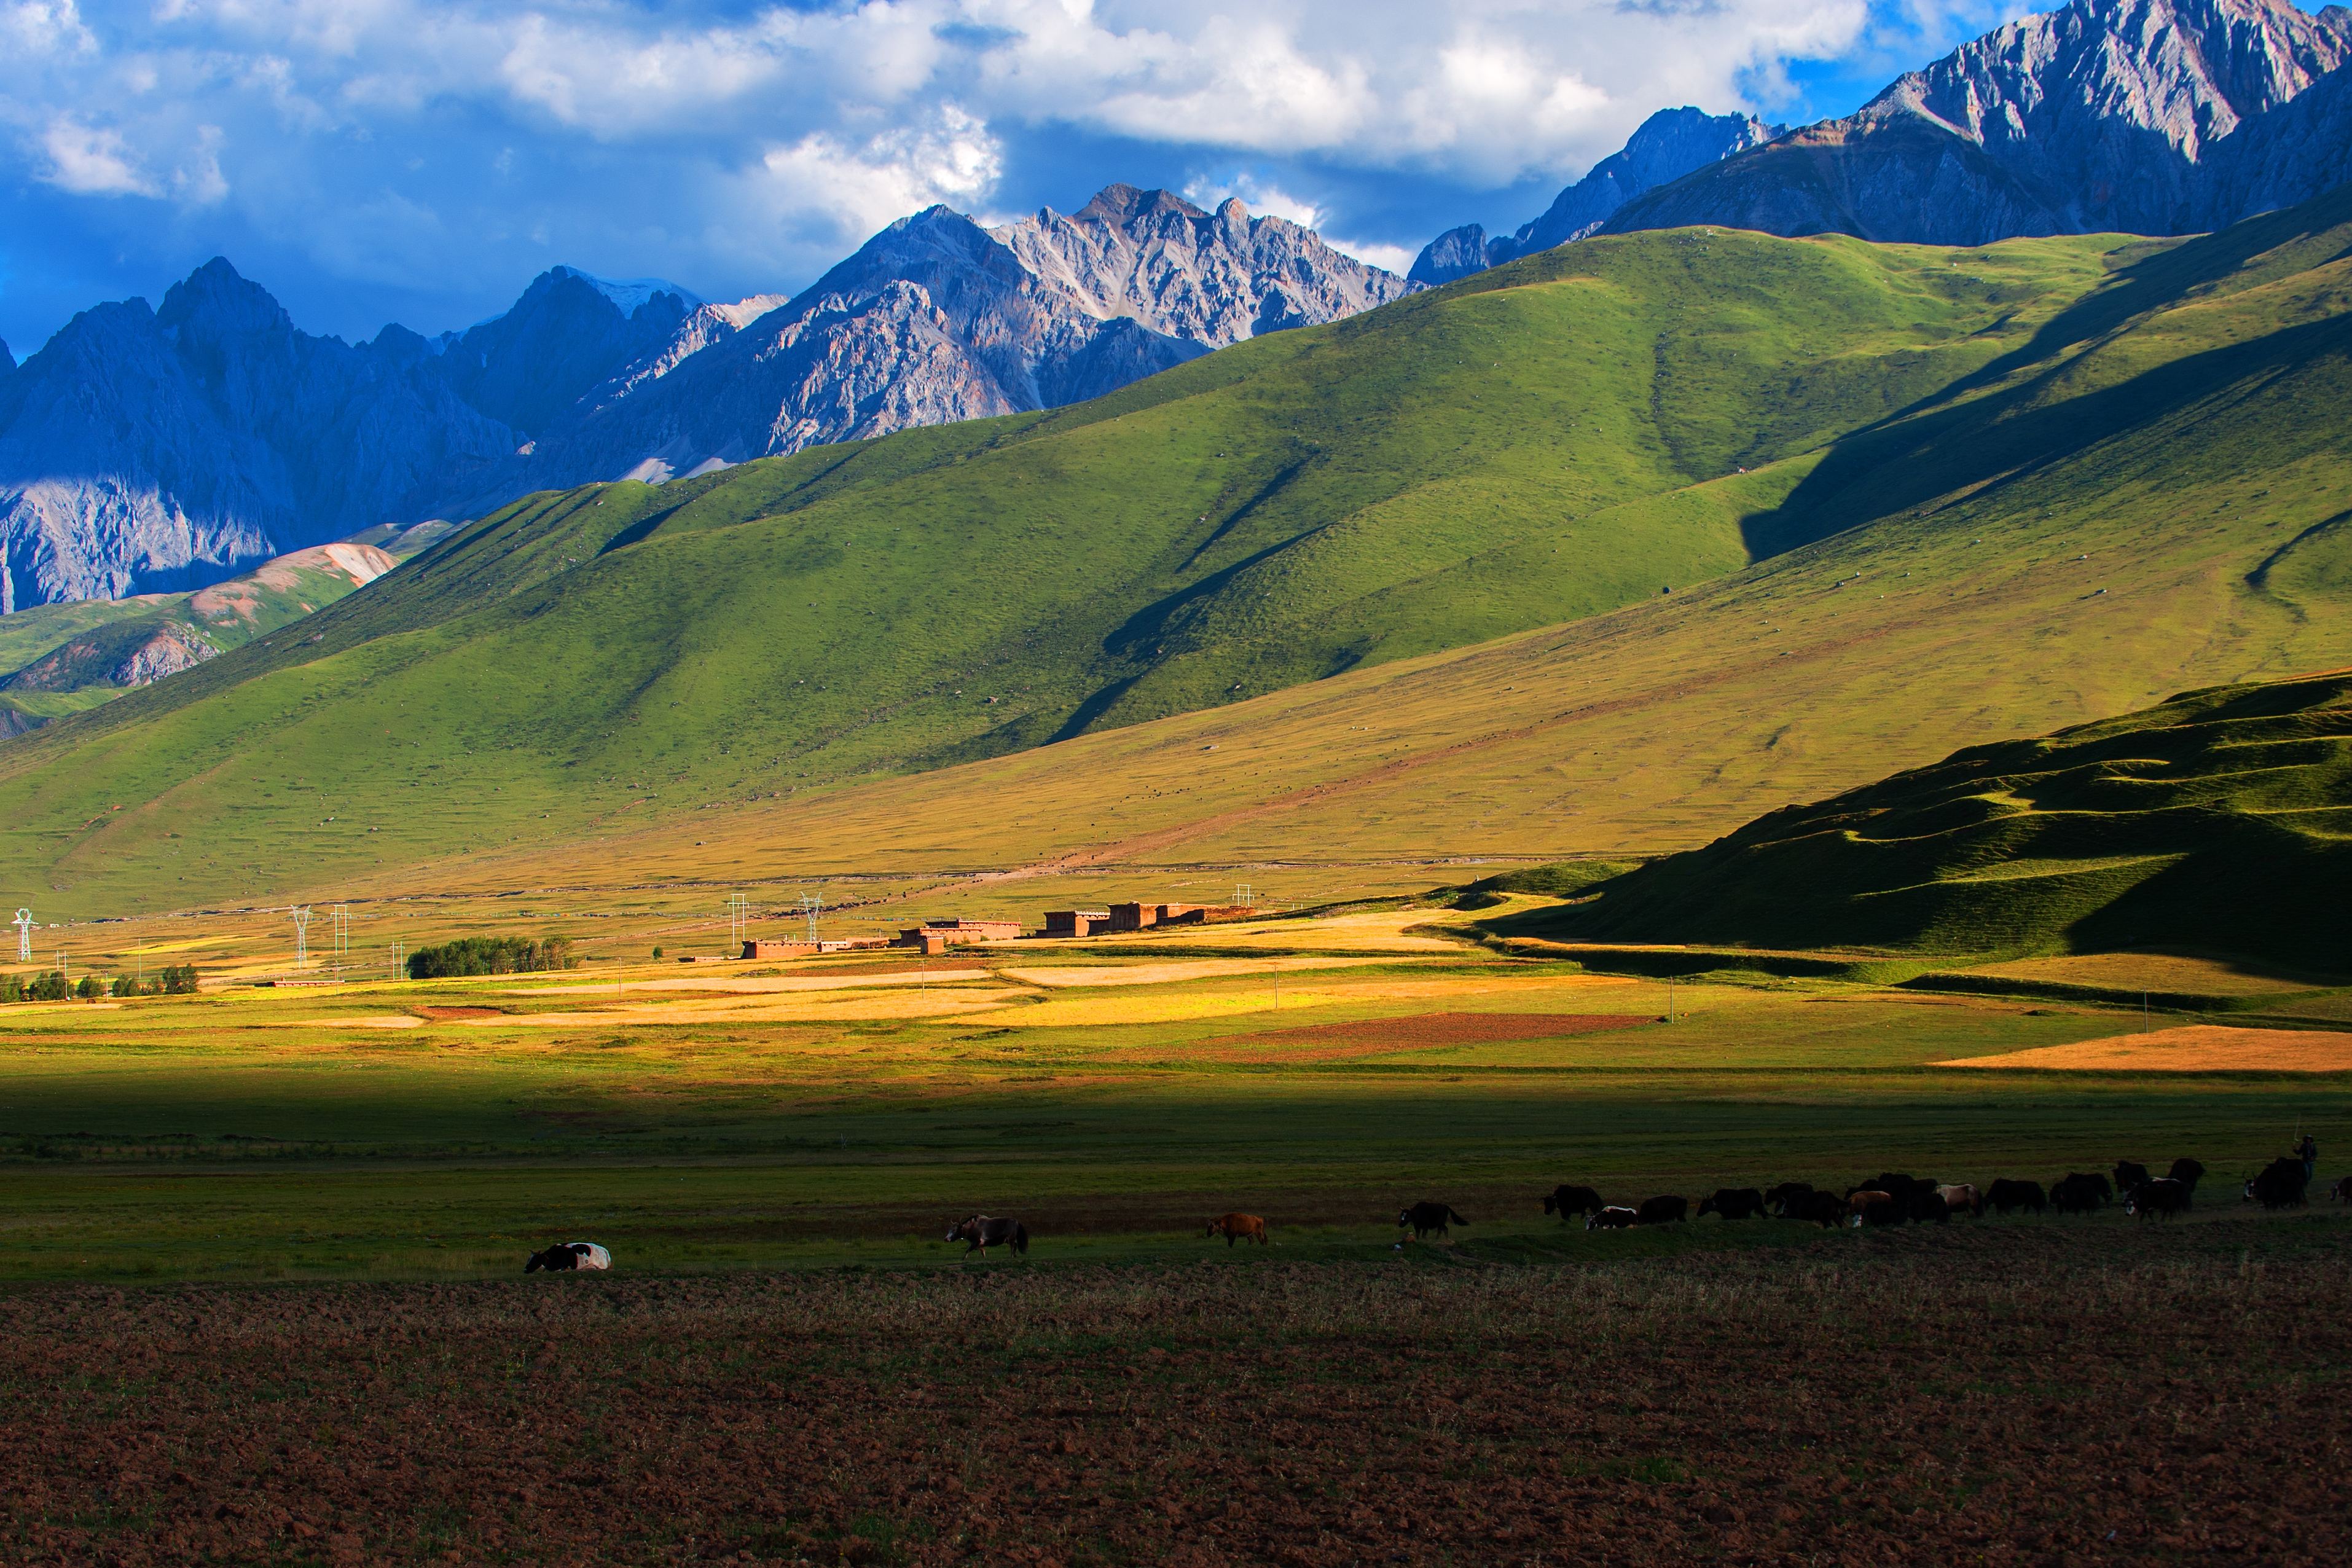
[6,965,199,1002]
[406,936,577,979]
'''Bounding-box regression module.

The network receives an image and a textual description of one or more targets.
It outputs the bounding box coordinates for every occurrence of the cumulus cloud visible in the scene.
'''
[40,117,157,195]
[0,0,2037,347]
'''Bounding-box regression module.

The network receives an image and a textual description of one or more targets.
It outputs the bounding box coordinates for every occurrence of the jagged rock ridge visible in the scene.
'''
[1602,0,2352,243]
[0,192,1409,605]
[0,262,693,607]
[518,187,1416,488]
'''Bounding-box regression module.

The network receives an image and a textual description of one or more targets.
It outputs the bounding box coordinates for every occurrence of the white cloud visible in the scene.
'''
[750,104,1006,251]
[0,0,2028,345]
[1323,237,1417,275]
[40,116,157,194]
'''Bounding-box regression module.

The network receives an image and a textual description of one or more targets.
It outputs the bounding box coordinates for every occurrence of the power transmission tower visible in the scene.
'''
[12,908,29,963]
[391,938,406,979]
[332,904,350,976]
[801,892,822,943]
[727,892,749,954]
[291,906,312,971]
[1234,881,1253,907]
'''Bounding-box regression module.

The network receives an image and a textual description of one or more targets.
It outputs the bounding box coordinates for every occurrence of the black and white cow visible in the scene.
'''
[525,1242,611,1273]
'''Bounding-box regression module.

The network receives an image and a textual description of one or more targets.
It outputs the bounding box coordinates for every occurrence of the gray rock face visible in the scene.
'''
[0,259,680,606]
[523,187,1416,488]
[1603,0,2352,243]
[1411,109,1782,284]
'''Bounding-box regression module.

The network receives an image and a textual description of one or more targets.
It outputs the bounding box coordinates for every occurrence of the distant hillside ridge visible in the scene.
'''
[1507,672,2352,969]
[0,541,397,729]
[1605,0,2352,245]
[1411,109,1781,285]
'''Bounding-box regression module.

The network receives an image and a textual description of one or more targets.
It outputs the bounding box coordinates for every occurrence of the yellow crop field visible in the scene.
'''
[1937,1025,2352,1072]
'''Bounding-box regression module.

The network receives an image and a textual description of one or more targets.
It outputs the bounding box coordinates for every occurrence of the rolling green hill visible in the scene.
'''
[4,185,2352,922]
[1496,670,2352,969]
[0,542,400,731]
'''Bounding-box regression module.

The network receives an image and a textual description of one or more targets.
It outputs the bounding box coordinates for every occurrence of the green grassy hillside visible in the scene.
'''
[0,543,398,724]
[0,223,2123,913]
[8,185,2352,923]
[1494,671,2352,968]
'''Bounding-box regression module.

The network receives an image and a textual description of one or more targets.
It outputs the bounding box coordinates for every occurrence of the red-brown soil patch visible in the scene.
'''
[4,1221,2343,1565]
[1209,1009,1656,1048]
[410,1005,506,1021]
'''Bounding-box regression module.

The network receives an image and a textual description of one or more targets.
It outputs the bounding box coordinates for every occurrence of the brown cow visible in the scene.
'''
[1936,1183,1982,1218]
[1847,1190,1892,1218]
[1205,1212,1269,1247]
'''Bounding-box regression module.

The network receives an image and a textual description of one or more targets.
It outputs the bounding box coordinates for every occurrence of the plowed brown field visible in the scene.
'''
[4,1220,2345,1566]
[1938,1024,2352,1072]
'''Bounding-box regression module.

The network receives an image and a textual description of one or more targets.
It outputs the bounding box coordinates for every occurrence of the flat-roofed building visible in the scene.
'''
[1043,909,1114,938]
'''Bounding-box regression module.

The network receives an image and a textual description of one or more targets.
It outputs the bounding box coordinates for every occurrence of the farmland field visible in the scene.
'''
[5,892,2351,1566]
[2,901,2346,1284]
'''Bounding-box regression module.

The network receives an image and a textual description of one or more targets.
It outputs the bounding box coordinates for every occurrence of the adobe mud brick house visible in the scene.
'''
[890,918,1026,955]
[1043,909,1115,938]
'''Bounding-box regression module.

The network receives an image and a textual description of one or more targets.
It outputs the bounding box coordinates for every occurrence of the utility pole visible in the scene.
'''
[291,907,312,971]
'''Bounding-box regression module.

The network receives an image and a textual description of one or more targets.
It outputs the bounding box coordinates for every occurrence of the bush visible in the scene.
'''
[110,976,137,998]
[652,946,664,958]
[73,975,99,999]
[407,935,576,979]
[160,964,200,995]
[27,971,68,1002]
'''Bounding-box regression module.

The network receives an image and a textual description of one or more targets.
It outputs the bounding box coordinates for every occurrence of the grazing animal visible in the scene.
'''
[1986,1178,2047,1215]
[2244,1158,2309,1210]
[2333,1176,2352,1204]
[1696,1187,1768,1221]
[1862,1173,1931,1205]
[2126,1178,2191,1220]
[1846,1189,1893,1218]
[946,1215,1030,1259]
[2113,1161,2152,1196]
[1543,1185,1605,1219]
[1908,1191,1951,1225]
[524,1242,611,1273]
[1205,1212,1268,1247]
[1935,1183,1982,1218]
[1586,1206,1637,1230]
[1634,1195,1688,1225]
[2052,1174,2108,1214]
[1793,1192,1847,1228]
[1764,1182,1816,1215]
[1398,1201,1469,1239]
[1859,1198,1907,1227]
[2168,1157,2205,1191]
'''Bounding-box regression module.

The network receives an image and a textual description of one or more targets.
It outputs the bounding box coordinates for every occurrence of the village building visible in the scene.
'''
[1043,909,1115,938]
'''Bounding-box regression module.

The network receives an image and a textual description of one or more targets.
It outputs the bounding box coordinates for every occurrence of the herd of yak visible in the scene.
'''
[1460,1152,2338,1236]
[529,1155,2340,1272]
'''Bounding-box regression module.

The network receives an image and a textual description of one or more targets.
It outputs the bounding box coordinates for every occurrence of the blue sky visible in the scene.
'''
[0,0,2042,356]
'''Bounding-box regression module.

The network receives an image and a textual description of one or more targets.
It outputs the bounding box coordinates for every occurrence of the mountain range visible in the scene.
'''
[0,192,1406,610]
[6,0,2352,623]
[1420,0,2352,275]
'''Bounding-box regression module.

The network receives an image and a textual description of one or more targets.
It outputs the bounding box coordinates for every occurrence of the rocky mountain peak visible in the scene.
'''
[1074,185,1210,224]
[155,257,296,342]
[1601,0,2352,242]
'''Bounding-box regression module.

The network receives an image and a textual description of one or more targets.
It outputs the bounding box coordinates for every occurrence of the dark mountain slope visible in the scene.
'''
[1504,670,2352,968]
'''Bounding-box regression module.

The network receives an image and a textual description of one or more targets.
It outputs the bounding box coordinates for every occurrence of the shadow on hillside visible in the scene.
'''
[1738,307,2352,560]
